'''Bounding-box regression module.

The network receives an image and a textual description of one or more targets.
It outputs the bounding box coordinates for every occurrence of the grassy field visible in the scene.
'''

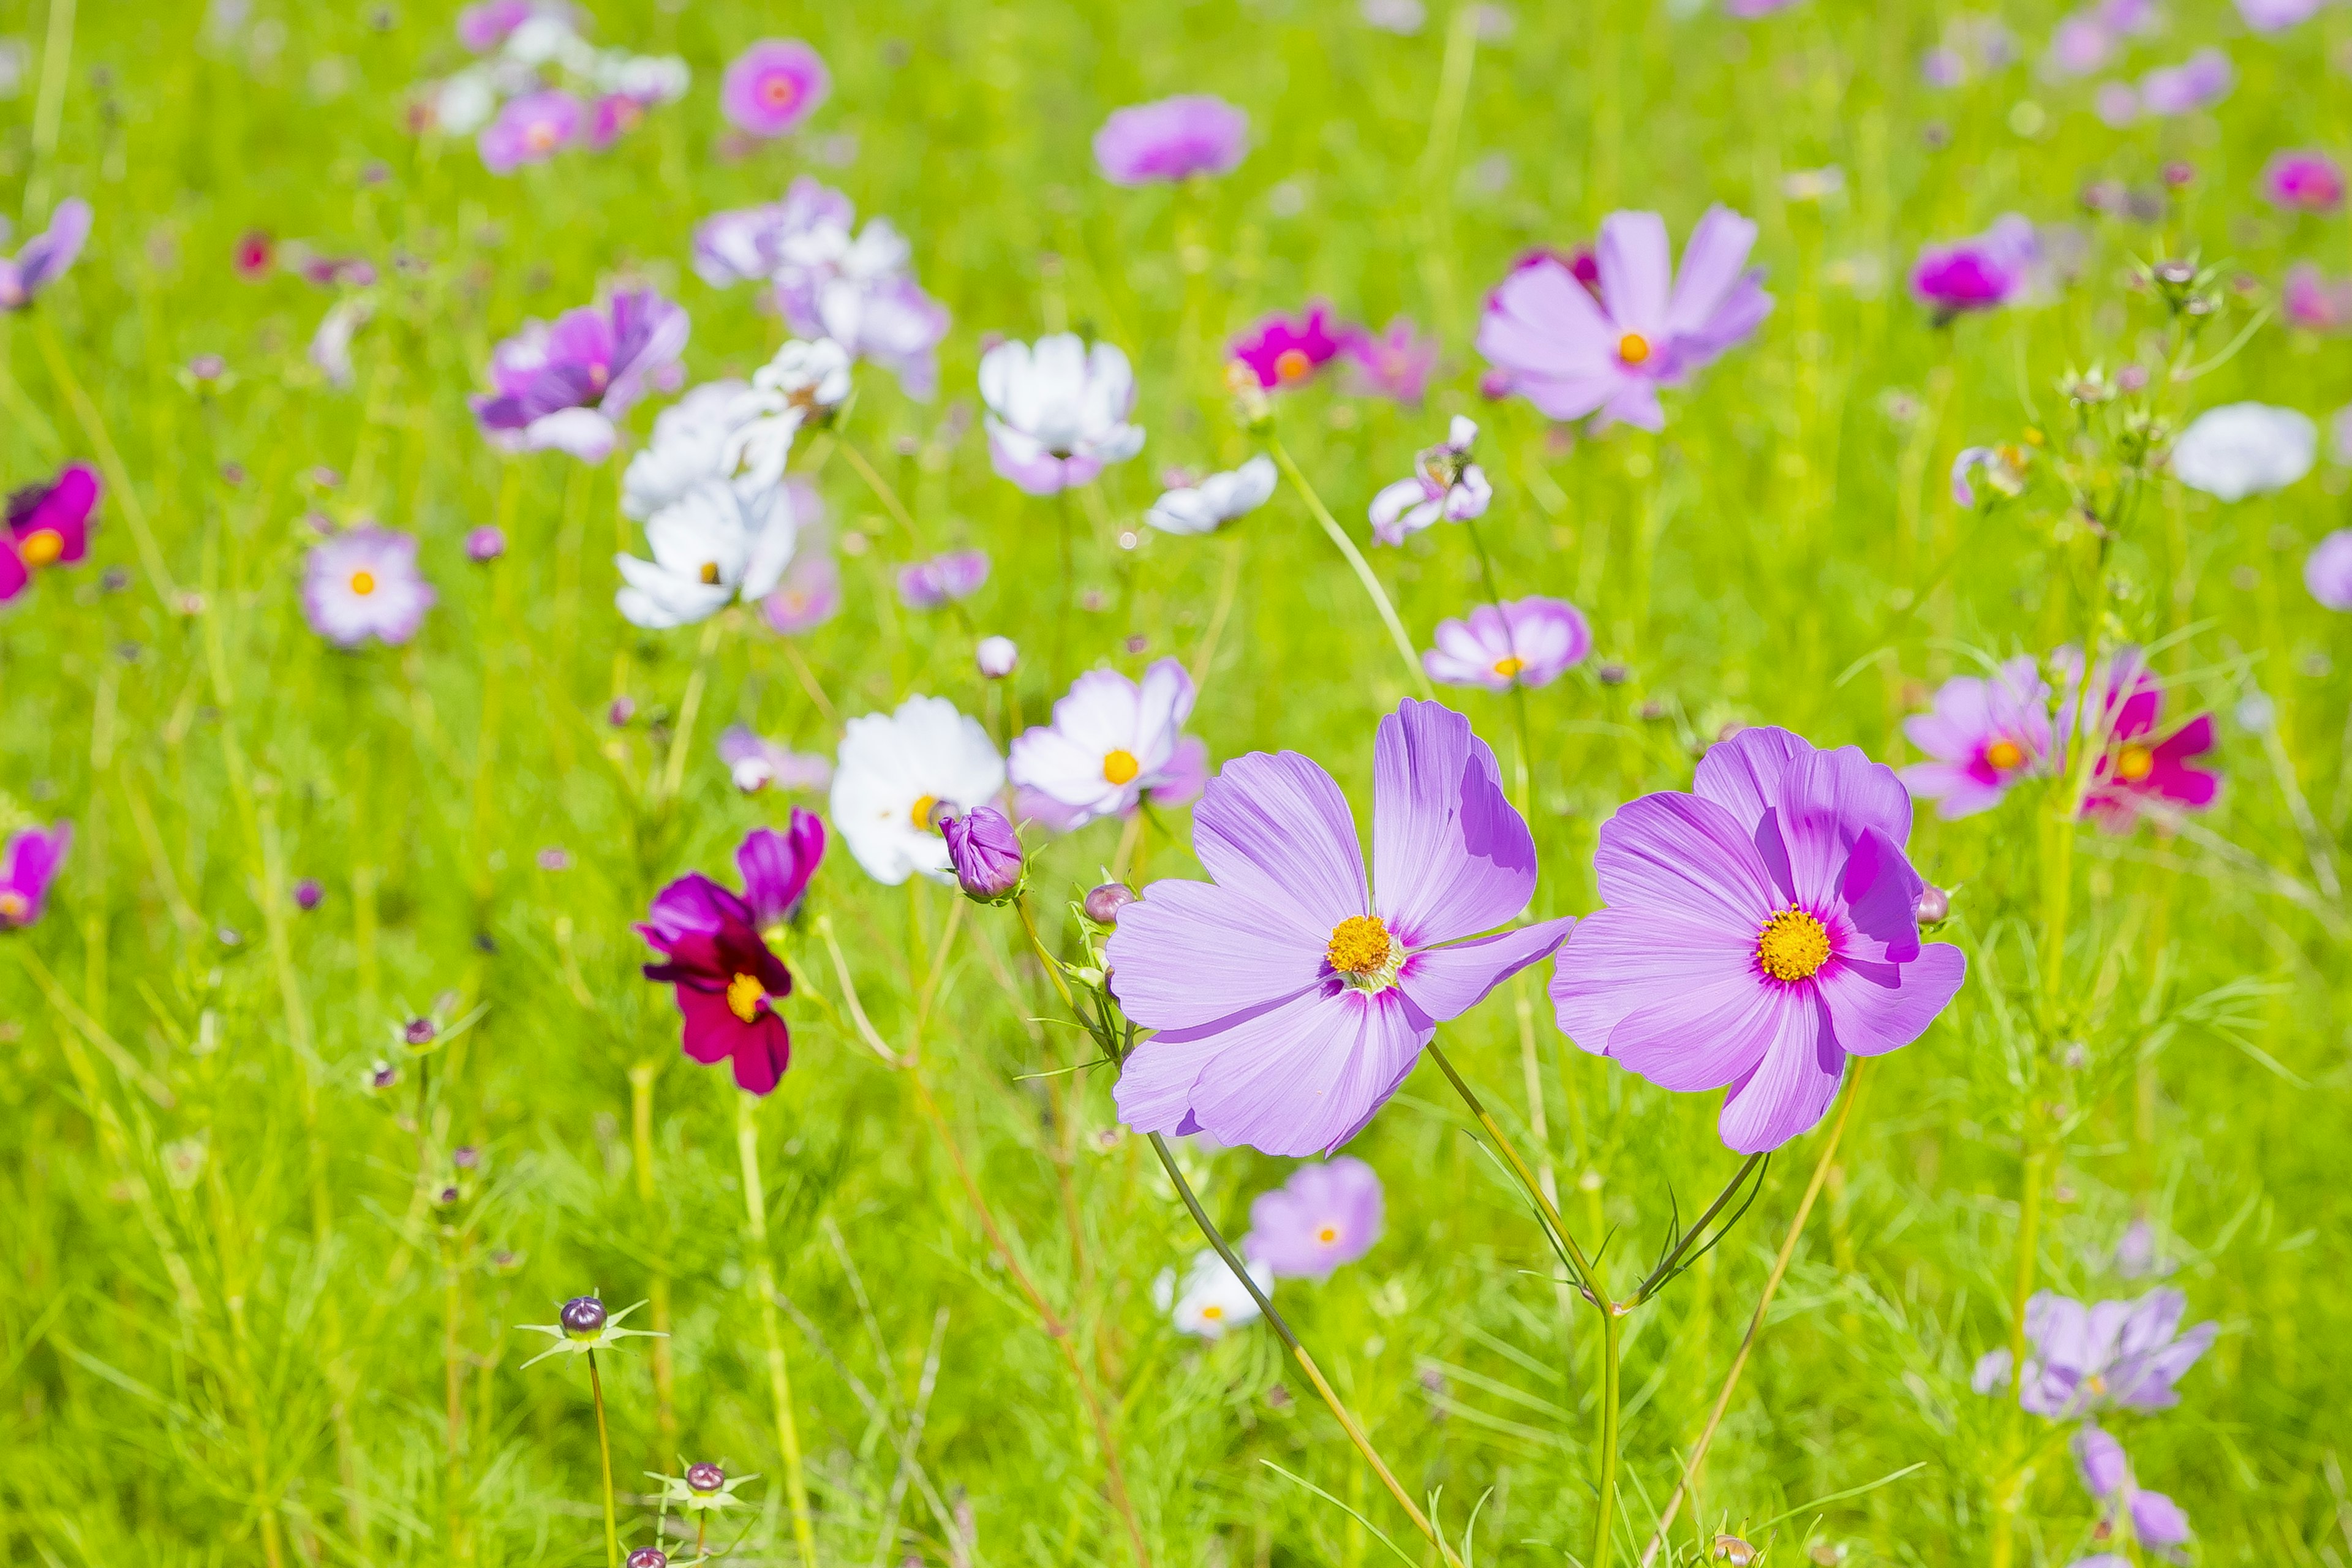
[1,0,2347,1564]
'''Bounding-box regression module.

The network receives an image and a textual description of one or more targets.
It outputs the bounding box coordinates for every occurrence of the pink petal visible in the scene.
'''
[1192,750,1368,933]
[1550,905,1755,1057]
[1186,989,1430,1156]
[1597,210,1673,338]
[1105,878,1325,1031]
[1816,943,1965,1056]
[1716,989,1846,1153]
[1591,791,1782,929]
[1610,971,1783,1091]
[1692,725,1811,830]
[1371,699,1536,946]
[1396,916,1574,1022]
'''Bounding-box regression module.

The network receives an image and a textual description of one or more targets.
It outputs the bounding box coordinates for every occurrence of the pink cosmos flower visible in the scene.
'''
[0,198,92,311]
[470,289,689,462]
[1423,597,1591,692]
[0,462,99,603]
[1550,726,1966,1155]
[1910,215,2038,317]
[717,725,835,794]
[1094,94,1250,186]
[721,39,829,138]
[586,93,652,151]
[896,549,989,609]
[1108,699,1575,1157]
[1476,205,1771,431]
[1010,658,1206,831]
[1231,303,1363,391]
[1991,1288,2218,1417]
[0,821,70,928]
[2283,263,2352,333]
[762,549,840,633]
[478,89,584,175]
[2236,0,2322,30]
[2138,49,2234,116]
[1899,656,2054,819]
[2260,149,2345,213]
[2305,529,2352,609]
[1370,416,1491,545]
[456,0,533,51]
[301,528,436,648]
[640,852,808,1096]
[2059,647,2222,831]
[1343,317,1441,405]
[1243,1158,1384,1278]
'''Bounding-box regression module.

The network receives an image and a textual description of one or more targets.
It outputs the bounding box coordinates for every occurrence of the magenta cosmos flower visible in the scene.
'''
[722,39,829,137]
[0,198,91,311]
[2059,647,2220,831]
[1551,726,1966,1154]
[2261,149,2345,213]
[1422,597,1591,692]
[302,528,436,648]
[1476,205,1771,431]
[1900,656,2054,819]
[0,821,70,928]
[471,290,688,462]
[1910,215,2037,317]
[0,462,99,603]
[1093,94,1249,186]
[1011,657,1207,831]
[2283,264,2352,333]
[1108,700,1574,1157]
[1231,303,1362,391]
[1245,1157,1384,1278]
[478,89,584,175]
[1343,317,1441,405]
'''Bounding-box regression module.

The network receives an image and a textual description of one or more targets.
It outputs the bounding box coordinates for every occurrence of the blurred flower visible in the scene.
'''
[1109,701,1572,1156]
[1950,443,2030,505]
[762,549,840,635]
[473,288,688,463]
[2005,1288,2217,1417]
[1477,205,1771,431]
[2047,13,2114,77]
[1423,597,1592,692]
[978,334,1146,495]
[466,524,507,562]
[2262,149,2346,214]
[2282,264,2352,333]
[1011,658,1204,831]
[233,229,274,279]
[624,381,766,517]
[1910,215,2038,316]
[2056,647,2222,832]
[1342,317,1441,404]
[0,198,90,311]
[2113,1216,2176,1277]
[897,549,990,609]
[2129,1490,2191,1557]
[293,877,324,911]
[302,528,435,648]
[639,871,797,1095]
[720,39,829,137]
[1244,1157,1385,1278]
[1093,94,1249,186]
[2170,402,2316,500]
[456,0,537,51]
[717,726,834,794]
[2305,529,2352,609]
[0,822,69,928]
[942,805,1024,903]
[1231,303,1361,390]
[478,88,583,173]
[976,635,1019,678]
[1553,726,1966,1154]
[615,478,799,630]
[2075,1425,2130,1499]
[1901,657,2054,818]
[829,696,1006,885]
[1145,456,1278,535]
[309,296,373,388]
[1155,1248,1272,1340]
[1371,415,1491,545]
[0,462,98,602]
[2236,0,2323,30]
[2137,49,2234,116]
[2094,81,2143,126]
[586,92,652,151]
[1726,0,1803,14]
[737,813,826,930]
[1361,0,1428,34]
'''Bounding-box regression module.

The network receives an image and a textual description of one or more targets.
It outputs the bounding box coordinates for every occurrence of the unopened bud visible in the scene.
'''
[686,1462,726,1494]
[943,806,1024,904]
[625,1551,668,1568]
[975,635,1019,679]
[368,1060,399,1091]
[1084,883,1136,925]
[1714,1536,1757,1567]
[1916,884,1952,927]
[560,1295,607,1340]
[405,1017,438,1046]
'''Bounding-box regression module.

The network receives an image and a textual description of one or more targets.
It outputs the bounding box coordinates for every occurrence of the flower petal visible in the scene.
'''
[1609,969,1784,1092]
[1371,699,1536,946]
[1817,943,1965,1057]
[1186,989,1430,1156]
[1590,790,1782,929]
[1191,749,1368,933]
[1106,878,1324,1030]
[1716,989,1847,1153]
[1396,916,1574,1022]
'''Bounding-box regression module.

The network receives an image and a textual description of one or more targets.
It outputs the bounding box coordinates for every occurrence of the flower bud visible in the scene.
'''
[687,1462,726,1494]
[293,877,324,911]
[368,1060,399,1091]
[1916,884,1952,927]
[943,806,1024,905]
[560,1295,608,1339]
[453,1145,481,1169]
[467,525,507,563]
[1084,883,1136,925]
[626,1550,668,1568]
[608,696,636,728]
[1713,1536,1756,1567]
[405,1017,439,1046]
[975,635,1019,679]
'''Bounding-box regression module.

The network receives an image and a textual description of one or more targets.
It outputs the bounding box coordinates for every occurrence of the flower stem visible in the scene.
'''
[659,614,727,803]
[628,1061,678,1449]
[1591,1305,1624,1568]
[33,315,180,608]
[736,1091,819,1568]
[1267,437,1436,701]
[1424,1041,1599,1294]
[1463,516,1536,813]
[587,1349,620,1568]
[838,435,924,544]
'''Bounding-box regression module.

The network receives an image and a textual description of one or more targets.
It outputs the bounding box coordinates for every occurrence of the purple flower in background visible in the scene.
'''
[301,528,436,648]
[2113,1216,2174,1278]
[2261,149,2345,213]
[2236,0,2323,31]
[2305,529,2352,609]
[1476,205,1771,431]
[2075,1426,2130,1499]
[0,462,99,601]
[1725,0,1802,15]
[897,549,990,609]
[2095,81,2144,126]
[1108,700,1575,1157]
[1370,416,1492,545]
[1910,216,2038,316]
[2009,1288,2218,1417]
[1950,443,2029,506]
[1093,94,1250,186]
[763,550,840,634]
[1011,658,1205,831]
[717,726,834,794]
[586,94,652,152]
[737,812,826,929]
[478,89,584,174]
[978,334,1146,495]
[2138,49,2234,116]
[2047,13,2114,76]
[942,805,1025,903]
[721,39,829,137]
[0,198,92,311]
[0,821,70,928]
[471,289,688,462]
[1900,657,2054,818]
[1423,597,1591,692]
[2283,264,2352,333]
[1231,303,1362,391]
[456,0,532,50]
[1342,317,1441,405]
[1244,1158,1385,1278]
[293,877,325,911]
[640,875,796,1095]
[1550,726,1967,1154]
[2130,1491,2191,1556]
[693,180,848,287]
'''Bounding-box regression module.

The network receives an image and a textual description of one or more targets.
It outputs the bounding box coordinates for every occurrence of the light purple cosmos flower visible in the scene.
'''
[1550,726,1966,1155]
[1476,205,1771,431]
[1725,0,1802,15]
[1900,657,2054,818]
[1423,597,1591,692]
[2283,264,2352,334]
[2237,0,2323,29]
[897,549,990,610]
[2171,402,2316,500]
[717,725,835,794]
[302,528,437,648]
[1107,699,1575,1158]
[1910,216,2038,317]
[978,334,1146,496]
[2046,13,2114,76]
[1343,317,1441,405]
[1010,658,1205,831]
[1243,1157,1384,1278]
[721,39,829,137]
[2261,149,2345,213]
[1980,1288,2220,1417]
[1370,416,1492,545]
[0,198,91,311]
[0,462,99,603]
[0,821,70,928]
[1231,303,1363,391]
[471,290,689,462]
[478,89,584,173]
[2305,529,2352,609]
[2137,49,2234,116]
[2128,1491,2191,1556]
[1093,95,1250,186]
[763,549,840,634]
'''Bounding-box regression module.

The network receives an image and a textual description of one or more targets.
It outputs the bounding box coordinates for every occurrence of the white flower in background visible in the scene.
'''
[614,478,797,630]
[978,333,1147,496]
[1370,415,1492,545]
[1154,1248,1272,1341]
[1145,456,1278,535]
[750,337,852,418]
[1009,658,1202,830]
[433,67,500,135]
[829,696,1007,885]
[716,725,833,793]
[624,381,762,518]
[309,296,375,388]
[595,51,688,102]
[2171,402,2317,502]
[505,13,593,72]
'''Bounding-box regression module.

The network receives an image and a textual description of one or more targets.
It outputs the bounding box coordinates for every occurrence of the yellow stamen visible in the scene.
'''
[349,570,377,596]
[0,891,26,921]
[1199,1303,1225,1321]
[1756,907,1831,982]
[1618,331,1651,365]
[910,793,940,831]
[2114,745,2154,782]
[699,561,722,585]
[1986,739,2025,771]
[17,529,62,568]
[1491,655,1526,679]
[1102,748,1140,785]
[1316,1224,1339,1245]
[1273,347,1312,382]
[524,121,560,153]
[725,972,764,1023]
[1325,914,1401,988]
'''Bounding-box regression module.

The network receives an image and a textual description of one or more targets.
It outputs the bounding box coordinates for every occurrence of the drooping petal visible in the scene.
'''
[1716,988,1846,1153]
[1395,916,1574,1022]
[1184,988,1431,1156]
[1112,985,1327,1135]
[1370,699,1536,946]
[1816,944,1965,1057]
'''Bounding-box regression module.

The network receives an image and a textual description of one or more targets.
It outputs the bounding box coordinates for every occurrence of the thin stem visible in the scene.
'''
[588,1350,620,1568]
[34,316,179,608]
[838,437,924,544]
[26,0,75,221]
[660,614,727,802]
[1267,437,1436,701]
[628,1062,678,1448]
[1628,1153,1766,1306]
[1591,1307,1623,1568]
[1463,516,1535,812]
[1424,1041,1598,1295]
[737,1091,819,1568]
[1185,530,1249,695]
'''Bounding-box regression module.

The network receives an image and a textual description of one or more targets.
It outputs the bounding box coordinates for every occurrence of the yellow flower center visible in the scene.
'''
[1325,914,1404,992]
[1199,1303,1225,1321]
[1492,655,1525,679]
[1316,1224,1339,1245]
[1274,348,1312,382]
[524,121,560,153]
[0,891,26,921]
[2114,745,2154,782]
[1102,748,1140,785]
[1618,331,1652,365]
[760,74,799,110]
[910,793,940,831]
[699,561,722,585]
[1756,907,1831,982]
[1985,739,2025,771]
[17,529,62,567]
[725,972,764,1023]
[349,570,377,596]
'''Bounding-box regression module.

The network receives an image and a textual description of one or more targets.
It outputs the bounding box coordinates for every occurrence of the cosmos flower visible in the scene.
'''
[2075,1426,2130,1500]
[301,528,437,648]
[0,463,99,603]
[1370,415,1492,545]
[519,1294,663,1369]
[2236,0,2323,29]
[1900,656,2054,818]
[456,0,539,51]
[829,696,1006,886]
[741,179,951,400]
[309,296,373,390]
[1422,597,1591,692]
[624,380,764,518]
[1910,216,2038,316]
[716,726,834,794]
[472,290,690,463]
[2136,49,2234,116]
[2283,264,2352,334]
[1977,1288,2219,1417]
[978,334,1147,496]
[1093,94,1250,186]
[1145,457,1278,535]
[1950,443,2031,507]
[2170,402,2316,500]
[720,39,829,138]
[0,198,91,311]
[2261,149,2345,213]
[1342,317,1441,405]
[639,865,801,1096]
[478,89,584,173]
[1108,700,1575,1157]
[941,805,1025,903]
[1476,205,1771,431]
[1009,658,1206,831]
[1550,726,1966,1154]
[615,478,800,630]
[1231,303,1362,391]
[1243,1158,1384,1278]
[976,635,1019,678]
[2304,530,2352,609]
[736,813,826,930]
[0,822,70,928]
[763,549,840,634]
[2056,647,2221,832]
[896,549,990,609]
[1155,1248,1272,1340]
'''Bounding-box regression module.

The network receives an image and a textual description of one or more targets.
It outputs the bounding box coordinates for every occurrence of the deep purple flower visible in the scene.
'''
[478,89,584,175]
[471,290,689,462]
[0,462,99,603]
[897,549,990,609]
[1243,1157,1384,1278]
[1231,303,1362,391]
[942,805,1025,903]
[1093,95,1250,186]
[1107,700,1574,1156]
[721,39,830,137]
[293,878,325,911]
[1550,726,1967,1154]
[1476,205,1771,431]
[2305,529,2352,609]
[1343,317,1441,405]
[2261,149,2345,213]
[0,821,70,928]
[2138,49,2234,116]
[1900,657,2054,818]
[302,528,436,648]
[1422,597,1591,692]
[0,198,91,311]
[1910,216,2038,316]
[640,873,796,1095]
[762,550,840,634]
[737,812,826,929]
[2007,1288,2218,1417]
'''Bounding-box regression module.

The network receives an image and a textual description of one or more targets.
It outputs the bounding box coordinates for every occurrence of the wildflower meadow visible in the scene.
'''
[6,0,2351,1564]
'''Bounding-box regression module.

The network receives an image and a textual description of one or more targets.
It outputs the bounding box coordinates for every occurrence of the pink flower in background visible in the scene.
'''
[2305,530,2352,610]
[717,726,835,794]
[1901,657,2054,818]
[763,550,840,634]
[1343,317,1441,405]
[897,550,990,610]
[586,93,651,151]
[2138,49,2234,116]
[1422,597,1591,692]
[0,821,70,928]
[456,0,532,51]
[1231,303,1363,391]
[2236,0,2323,30]
[478,89,584,174]
[1093,94,1250,185]
[2057,647,2223,831]
[1725,0,1803,15]
[0,462,99,602]
[1010,658,1205,831]
[470,289,688,462]
[1244,1158,1385,1278]
[1370,417,1491,545]
[2261,149,2345,213]
[301,527,436,648]
[720,39,829,137]
[2283,264,2352,333]
[0,198,91,311]
[1910,216,2038,316]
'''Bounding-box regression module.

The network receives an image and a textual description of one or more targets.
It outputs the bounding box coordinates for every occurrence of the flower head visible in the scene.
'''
[829,696,1006,885]
[737,813,826,930]
[2057,647,2222,832]
[2169,402,2316,500]
[615,478,800,630]
[0,198,91,311]
[1551,726,1966,1153]
[943,805,1025,904]
[519,1294,663,1367]
[1109,700,1574,1156]
[478,89,584,173]
[976,635,1020,678]
[0,462,99,602]
[2283,264,2352,334]
[2237,0,2322,28]
[1244,1157,1384,1278]
[2305,529,2352,610]
[2012,1288,2218,1417]
[302,528,435,648]
[1910,215,2039,316]
[2261,149,2345,213]
[721,39,829,138]
[1155,1248,1272,1340]
[1011,658,1205,831]
[1950,443,2030,506]
[473,290,690,462]
[1422,597,1592,692]
[717,725,834,794]
[763,549,840,635]
[2136,48,2233,116]
[1145,456,1278,536]
[466,525,507,562]
[1900,657,2054,818]
[896,549,990,609]
[0,821,70,929]
[1093,94,1249,186]
[1232,303,1362,391]
[1342,317,1441,405]
[648,1462,758,1513]
[978,334,1146,496]
[1370,416,1491,545]
[639,873,797,1094]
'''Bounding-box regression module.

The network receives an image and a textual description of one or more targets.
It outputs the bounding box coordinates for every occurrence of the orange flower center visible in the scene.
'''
[1273,348,1313,382]
[349,570,377,597]
[1316,1224,1339,1245]
[17,529,62,568]
[1492,655,1526,679]
[1756,907,1831,982]
[910,793,940,831]
[698,561,722,585]
[524,121,560,153]
[1102,748,1140,785]
[1325,914,1403,992]
[2114,745,2154,782]
[1985,739,2025,771]
[726,972,764,1023]
[760,74,799,110]
[1618,331,1652,365]
[0,891,26,921]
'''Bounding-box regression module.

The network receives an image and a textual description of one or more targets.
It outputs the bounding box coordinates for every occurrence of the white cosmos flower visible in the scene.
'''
[614,478,797,630]
[1369,415,1492,545]
[1145,455,1278,535]
[624,381,763,518]
[979,333,1147,496]
[829,696,1007,885]
[2171,402,2318,502]
[1008,658,1199,830]
[751,337,853,417]
[1153,1248,1272,1341]
[433,68,500,136]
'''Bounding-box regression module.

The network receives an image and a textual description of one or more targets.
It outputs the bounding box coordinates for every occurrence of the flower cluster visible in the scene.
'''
[426,2,688,171]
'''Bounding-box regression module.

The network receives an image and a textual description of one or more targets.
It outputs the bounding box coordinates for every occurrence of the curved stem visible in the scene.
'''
[660,615,727,804]
[587,1350,619,1568]
[838,436,924,543]
[1268,437,1436,701]
[736,1093,818,1568]
[1425,1041,1599,1295]
[34,315,179,608]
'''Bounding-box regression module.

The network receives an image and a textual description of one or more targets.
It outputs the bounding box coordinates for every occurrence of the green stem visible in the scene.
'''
[1268,437,1436,700]
[1463,516,1536,811]
[588,1350,619,1568]
[660,614,726,803]
[1425,1041,1599,1295]
[736,1091,818,1568]
[1591,1307,1623,1568]
[33,315,179,608]
[26,0,75,221]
